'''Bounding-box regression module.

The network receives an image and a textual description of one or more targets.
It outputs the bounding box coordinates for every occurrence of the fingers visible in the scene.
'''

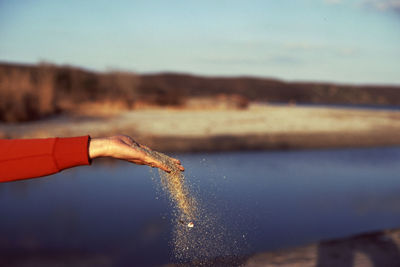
[122,139,184,173]
[129,157,171,172]
[148,158,171,173]
[171,157,185,171]
[158,164,171,173]
[143,155,186,173]
[177,163,185,171]
[137,147,184,172]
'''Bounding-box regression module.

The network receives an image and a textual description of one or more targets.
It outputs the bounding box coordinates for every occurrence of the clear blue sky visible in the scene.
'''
[0,0,399,84]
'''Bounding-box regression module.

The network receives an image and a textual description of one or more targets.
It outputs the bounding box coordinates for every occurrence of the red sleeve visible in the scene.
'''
[0,136,91,183]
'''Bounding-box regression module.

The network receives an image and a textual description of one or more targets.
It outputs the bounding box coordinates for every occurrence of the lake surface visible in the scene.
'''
[1,147,400,266]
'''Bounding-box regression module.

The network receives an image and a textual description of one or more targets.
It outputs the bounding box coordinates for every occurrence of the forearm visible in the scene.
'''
[0,136,90,182]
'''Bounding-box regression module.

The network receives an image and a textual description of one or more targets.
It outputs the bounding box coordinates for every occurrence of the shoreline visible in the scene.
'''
[166,228,400,266]
[137,131,400,153]
[2,104,400,152]
[168,228,400,267]
[243,228,400,267]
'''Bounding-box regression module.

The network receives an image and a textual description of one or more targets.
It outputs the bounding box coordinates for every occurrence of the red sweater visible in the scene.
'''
[0,136,91,183]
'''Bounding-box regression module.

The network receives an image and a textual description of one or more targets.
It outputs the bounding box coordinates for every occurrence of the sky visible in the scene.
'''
[0,0,399,85]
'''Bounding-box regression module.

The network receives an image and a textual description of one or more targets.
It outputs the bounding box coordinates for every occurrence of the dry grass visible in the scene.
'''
[0,63,57,122]
[0,63,142,122]
[0,62,193,122]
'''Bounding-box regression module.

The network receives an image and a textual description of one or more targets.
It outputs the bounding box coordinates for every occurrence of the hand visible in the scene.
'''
[88,135,184,173]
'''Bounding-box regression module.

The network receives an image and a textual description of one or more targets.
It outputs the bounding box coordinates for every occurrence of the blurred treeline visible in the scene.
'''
[0,62,184,122]
[1,62,400,122]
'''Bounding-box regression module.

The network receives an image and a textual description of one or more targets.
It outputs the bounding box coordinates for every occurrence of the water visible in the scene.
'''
[1,147,400,266]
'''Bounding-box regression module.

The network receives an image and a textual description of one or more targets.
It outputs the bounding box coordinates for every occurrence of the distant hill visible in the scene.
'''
[140,73,400,105]
[1,61,400,122]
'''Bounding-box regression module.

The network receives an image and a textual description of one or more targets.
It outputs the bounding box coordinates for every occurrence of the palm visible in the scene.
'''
[107,135,183,172]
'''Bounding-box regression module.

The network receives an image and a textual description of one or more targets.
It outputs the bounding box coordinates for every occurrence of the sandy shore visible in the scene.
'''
[1,104,400,152]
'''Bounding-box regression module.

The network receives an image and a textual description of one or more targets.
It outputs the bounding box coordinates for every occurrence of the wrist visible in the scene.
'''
[88,137,110,159]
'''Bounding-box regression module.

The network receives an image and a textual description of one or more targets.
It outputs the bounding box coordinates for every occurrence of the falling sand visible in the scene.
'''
[135,144,245,265]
